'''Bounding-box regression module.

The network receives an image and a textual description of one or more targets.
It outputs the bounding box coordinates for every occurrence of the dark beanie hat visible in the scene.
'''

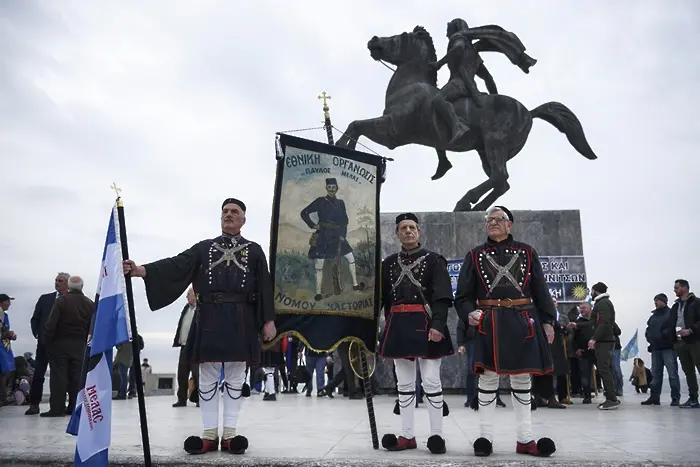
[592,282,608,294]
[395,212,419,225]
[654,293,668,304]
[221,198,246,212]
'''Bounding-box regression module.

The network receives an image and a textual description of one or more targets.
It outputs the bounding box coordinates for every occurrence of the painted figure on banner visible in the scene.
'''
[378,213,454,455]
[454,205,557,458]
[273,143,378,321]
[123,198,277,456]
[300,177,365,301]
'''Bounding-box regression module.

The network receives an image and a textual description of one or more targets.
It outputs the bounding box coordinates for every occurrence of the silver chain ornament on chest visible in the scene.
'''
[391,254,429,292]
[207,238,250,285]
[389,253,433,317]
[478,248,526,295]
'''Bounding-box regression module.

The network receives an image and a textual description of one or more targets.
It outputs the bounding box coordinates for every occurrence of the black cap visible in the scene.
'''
[0,294,14,302]
[654,293,668,304]
[493,205,513,222]
[395,213,419,225]
[592,282,608,294]
[325,178,338,185]
[221,198,246,212]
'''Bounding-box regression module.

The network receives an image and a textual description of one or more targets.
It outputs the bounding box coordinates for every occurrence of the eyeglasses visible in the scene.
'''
[485,216,508,224]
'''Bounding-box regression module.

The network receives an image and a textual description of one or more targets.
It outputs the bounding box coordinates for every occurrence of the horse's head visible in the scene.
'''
[367,25,437,70]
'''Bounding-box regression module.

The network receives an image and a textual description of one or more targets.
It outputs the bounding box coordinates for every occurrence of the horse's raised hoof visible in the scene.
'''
[431,160,453,180]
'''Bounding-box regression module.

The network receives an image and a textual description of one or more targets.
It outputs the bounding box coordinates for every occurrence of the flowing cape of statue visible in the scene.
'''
[263,133,385,355]
[468,25,538,73]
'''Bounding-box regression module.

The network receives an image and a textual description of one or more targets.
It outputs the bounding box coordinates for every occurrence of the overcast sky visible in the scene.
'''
[2,0,698,374]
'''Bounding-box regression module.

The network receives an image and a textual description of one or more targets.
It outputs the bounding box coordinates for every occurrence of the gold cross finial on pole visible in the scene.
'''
[111,182,124,206]
[318,91,331,119]
[110,182,122,198]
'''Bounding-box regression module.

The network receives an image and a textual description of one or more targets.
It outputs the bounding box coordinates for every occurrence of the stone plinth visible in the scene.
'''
[374,210,586,391]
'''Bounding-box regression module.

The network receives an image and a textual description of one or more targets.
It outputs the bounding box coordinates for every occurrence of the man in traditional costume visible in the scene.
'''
[300,178,364,301]
[123,198,276,455]
[378,213,454,454]
[454,206,557,457]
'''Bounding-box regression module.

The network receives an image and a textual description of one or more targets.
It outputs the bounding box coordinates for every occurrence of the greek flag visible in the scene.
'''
[66,203,132,466]
[620,328,639,362]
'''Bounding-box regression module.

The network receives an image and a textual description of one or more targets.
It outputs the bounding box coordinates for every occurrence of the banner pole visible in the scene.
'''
[318,93,379,449]
[113,187,152,467]
[360,346,379,449]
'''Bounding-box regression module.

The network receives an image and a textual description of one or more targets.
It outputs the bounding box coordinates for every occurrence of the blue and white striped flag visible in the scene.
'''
[620,328,639,362]
[67,203,132,466]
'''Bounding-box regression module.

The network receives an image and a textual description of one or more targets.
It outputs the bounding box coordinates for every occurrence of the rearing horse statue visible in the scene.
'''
[335,25,597,212]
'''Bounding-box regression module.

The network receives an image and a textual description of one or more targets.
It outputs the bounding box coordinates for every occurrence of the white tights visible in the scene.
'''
[198,362,246,440]
[394,358,444,439]
[477,371,533,444]
[314,253,359,293]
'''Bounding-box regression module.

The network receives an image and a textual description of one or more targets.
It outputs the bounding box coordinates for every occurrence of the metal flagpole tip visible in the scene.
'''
[274,136,285,160]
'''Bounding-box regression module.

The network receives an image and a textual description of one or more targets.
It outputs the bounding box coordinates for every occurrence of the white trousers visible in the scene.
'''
[394,358,443,439]
[199,362,247,431]
[263,367,275,394]
[478,371,532,443]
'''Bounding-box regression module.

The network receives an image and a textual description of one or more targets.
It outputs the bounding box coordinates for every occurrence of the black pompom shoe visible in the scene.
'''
[227,435,249,455]
[516,437,556,457]
[381,433,417,451]
[473,437,492,457]
[427,435,446,454]
[183,436,218,454]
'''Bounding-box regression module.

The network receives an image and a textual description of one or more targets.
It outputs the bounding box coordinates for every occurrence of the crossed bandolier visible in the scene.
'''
[390,254,433,317]
[208,242,250,273]
[484,254,524,295]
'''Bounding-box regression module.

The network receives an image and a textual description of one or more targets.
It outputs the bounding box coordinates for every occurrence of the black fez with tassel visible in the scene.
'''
[221,198,246,212]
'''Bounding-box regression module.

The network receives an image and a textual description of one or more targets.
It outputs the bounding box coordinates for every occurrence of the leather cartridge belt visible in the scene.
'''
[390,304,426,313]
[477,298,532,308]
[197,292,255,304]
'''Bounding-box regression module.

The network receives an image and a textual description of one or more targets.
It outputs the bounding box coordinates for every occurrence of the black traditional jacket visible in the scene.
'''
[142,233,275,330]
[381,245,453,334]
[454,234,557,326]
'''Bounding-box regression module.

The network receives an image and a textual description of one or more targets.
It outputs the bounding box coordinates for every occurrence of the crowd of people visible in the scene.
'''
[0,276,147,415]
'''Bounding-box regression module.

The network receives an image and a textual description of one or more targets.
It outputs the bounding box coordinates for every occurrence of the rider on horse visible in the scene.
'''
[429,18,538,177]
[429,19,498,146]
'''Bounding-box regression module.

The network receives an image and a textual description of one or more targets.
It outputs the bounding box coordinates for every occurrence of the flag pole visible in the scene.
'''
[112,183,153,467]
[318,93,379,450]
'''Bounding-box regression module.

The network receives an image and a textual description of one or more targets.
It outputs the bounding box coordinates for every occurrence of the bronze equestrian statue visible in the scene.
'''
[335,20,597,212]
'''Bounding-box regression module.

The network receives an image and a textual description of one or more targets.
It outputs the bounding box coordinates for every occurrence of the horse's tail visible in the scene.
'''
[530,102,597,160]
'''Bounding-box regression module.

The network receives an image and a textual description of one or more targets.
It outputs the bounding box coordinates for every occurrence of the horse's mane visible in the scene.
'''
[412,26,438,87]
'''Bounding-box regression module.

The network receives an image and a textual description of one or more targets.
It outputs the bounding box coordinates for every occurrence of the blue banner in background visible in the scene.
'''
[447,260,462,297]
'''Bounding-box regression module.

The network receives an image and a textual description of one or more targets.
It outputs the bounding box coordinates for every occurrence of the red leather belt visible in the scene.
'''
[390,304,426,313]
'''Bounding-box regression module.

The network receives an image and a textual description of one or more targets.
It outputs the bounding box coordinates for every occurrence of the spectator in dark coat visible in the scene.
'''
[25,272,70,415]
[41,275,93,417]
[642,293,680,405]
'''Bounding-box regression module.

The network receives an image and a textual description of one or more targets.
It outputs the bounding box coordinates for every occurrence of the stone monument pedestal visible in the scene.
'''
[373,210,587,392]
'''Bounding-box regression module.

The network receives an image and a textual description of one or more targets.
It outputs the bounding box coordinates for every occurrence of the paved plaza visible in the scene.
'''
[1,390,698,466]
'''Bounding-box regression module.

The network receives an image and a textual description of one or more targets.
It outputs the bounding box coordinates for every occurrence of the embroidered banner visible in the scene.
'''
[266,133,385,353]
